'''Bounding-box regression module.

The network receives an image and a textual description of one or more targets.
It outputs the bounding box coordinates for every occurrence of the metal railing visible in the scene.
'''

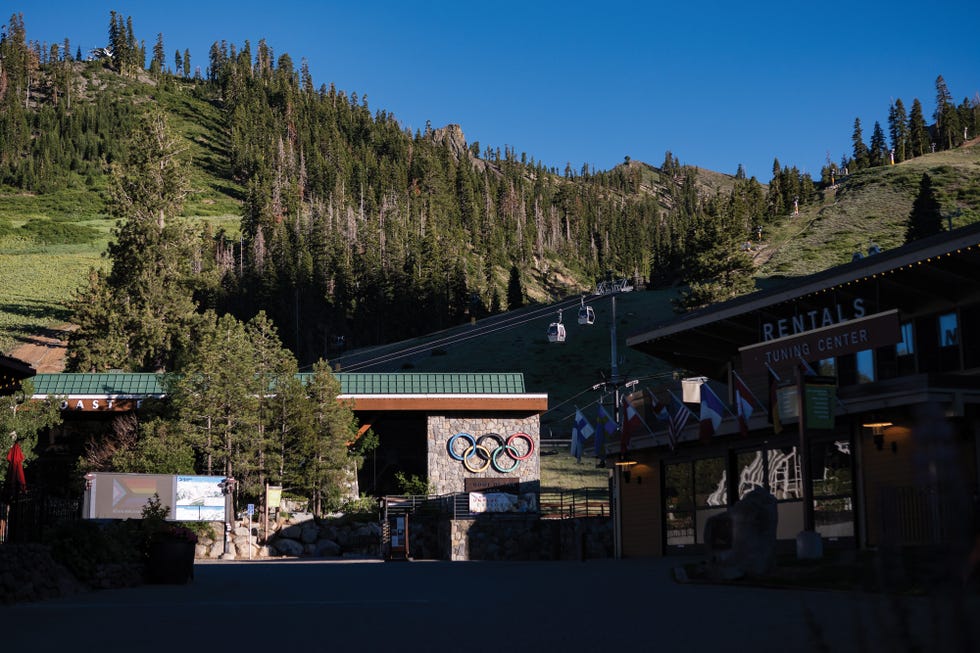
[382,488,610,521]
[1,491,81,544]
[878,484,967,546]
[539,488,610,519]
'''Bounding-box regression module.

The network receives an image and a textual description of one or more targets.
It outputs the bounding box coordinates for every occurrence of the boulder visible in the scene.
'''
[273,538,304,556]
[314,539,341,557]
[703,487,777,579]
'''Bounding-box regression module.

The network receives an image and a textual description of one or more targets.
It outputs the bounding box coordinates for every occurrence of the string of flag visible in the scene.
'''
[566,361,841,460]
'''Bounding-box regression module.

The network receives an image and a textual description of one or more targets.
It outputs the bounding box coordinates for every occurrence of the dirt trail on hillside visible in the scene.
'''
[6,324,75,373]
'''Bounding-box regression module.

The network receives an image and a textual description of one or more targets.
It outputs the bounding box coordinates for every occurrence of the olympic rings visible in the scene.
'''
[447,431,535,473]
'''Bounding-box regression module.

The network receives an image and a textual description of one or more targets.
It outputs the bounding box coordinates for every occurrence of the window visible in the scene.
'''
[694,458,727,507]
[897,322,914,356]
[939,312,958,347]
[810,439,855,538]
[736,450,765,499]
[855,349,875,383]
[664,463,694,546]
[816,358,836,378]
[767,447,802,499]
[937,312,961,372]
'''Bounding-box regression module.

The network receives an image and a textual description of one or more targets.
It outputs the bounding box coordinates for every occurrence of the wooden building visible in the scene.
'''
[25,372,548,498]
[616,223,980,557]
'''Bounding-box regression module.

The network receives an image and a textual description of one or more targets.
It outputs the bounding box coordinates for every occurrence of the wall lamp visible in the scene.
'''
[862,418,894,452]
[615,459,637,483]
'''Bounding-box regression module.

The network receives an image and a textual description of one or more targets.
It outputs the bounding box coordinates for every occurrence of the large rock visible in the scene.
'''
[704,487,777,579]
[273,538,304,556]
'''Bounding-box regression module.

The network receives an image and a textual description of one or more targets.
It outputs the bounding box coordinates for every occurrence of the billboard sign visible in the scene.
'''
[84,473,228,521]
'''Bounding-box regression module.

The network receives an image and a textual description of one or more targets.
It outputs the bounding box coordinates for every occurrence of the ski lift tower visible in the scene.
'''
[591,286,638,450]
[589,285,638,560]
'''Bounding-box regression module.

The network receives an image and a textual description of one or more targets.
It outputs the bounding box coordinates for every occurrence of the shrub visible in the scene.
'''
[44,519,143,585]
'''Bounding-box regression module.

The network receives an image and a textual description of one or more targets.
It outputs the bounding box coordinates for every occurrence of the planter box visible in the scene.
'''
[146,539,195,584]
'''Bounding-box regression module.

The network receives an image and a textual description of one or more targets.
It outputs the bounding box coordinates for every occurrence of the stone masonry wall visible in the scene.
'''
[428,413,541,495]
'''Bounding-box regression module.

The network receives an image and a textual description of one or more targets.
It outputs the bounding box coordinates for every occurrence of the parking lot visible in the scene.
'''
[2,557,977,652]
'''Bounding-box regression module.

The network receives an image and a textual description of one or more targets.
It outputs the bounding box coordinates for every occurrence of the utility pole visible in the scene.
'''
[589,286,638,559]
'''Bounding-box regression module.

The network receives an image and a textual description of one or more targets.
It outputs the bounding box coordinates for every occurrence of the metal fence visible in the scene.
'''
[0,491,82,544]
[878,484,970,546]
[382,488,610,521]
[539,488,610,519]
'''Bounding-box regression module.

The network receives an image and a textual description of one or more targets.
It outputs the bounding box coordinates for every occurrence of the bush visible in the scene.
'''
[20,218,99,245]
[338,495,379,516]
[44,519,143,585]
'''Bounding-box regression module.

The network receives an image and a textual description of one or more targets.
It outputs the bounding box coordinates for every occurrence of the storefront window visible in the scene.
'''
[694,457,727,506]
[767,447,802,499]
[736,450,765,499]
[810,439,855,538]
[811,440,853,497]
[664,463,694,545]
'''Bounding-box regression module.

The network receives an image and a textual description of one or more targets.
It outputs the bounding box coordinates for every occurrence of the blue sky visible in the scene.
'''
[12,1,979,180]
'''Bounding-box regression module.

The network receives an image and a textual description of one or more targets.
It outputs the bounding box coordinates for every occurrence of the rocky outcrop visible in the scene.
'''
[430,124,470,160]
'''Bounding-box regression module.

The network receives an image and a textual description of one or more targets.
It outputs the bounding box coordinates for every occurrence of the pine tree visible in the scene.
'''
[151,33,165,74]
[851,118,870,169]
[283,359,359,515]
[889,99,909,163]
[506,264,525,310]
[908,98,930,157]
[67,110,213,372]
[869,121,888,167]
[905,173,944,243]
[934,75,960,150]
[166,312,264,479]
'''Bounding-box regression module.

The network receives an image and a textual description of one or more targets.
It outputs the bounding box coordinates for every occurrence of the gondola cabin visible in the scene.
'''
[547,322,566,343]
[547,309,566,343]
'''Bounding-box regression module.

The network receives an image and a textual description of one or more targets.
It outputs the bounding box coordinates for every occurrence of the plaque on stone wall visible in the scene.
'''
[465,477,519,493]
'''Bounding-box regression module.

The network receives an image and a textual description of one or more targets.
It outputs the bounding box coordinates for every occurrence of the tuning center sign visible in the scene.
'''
[740,309,901,375]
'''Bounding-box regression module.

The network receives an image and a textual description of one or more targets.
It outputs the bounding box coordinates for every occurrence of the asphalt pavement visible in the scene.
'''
[2,557,977,652]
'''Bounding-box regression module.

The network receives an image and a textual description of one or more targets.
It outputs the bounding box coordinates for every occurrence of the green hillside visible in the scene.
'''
[1,41,978,369]
[758,140,980,276]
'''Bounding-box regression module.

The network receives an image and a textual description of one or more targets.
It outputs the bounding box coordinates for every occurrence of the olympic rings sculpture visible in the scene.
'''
[447,432,535,473]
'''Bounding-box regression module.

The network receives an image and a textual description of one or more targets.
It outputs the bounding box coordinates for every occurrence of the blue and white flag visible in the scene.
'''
[595,404,616,457]
[699,382,726,442]
[571,408,595,463]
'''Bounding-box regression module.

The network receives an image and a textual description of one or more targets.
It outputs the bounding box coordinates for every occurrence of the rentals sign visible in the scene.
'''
[739,309,901,375]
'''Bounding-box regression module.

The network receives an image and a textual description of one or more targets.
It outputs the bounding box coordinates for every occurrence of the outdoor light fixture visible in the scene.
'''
[615,459,637,483]
[862,417,893,452]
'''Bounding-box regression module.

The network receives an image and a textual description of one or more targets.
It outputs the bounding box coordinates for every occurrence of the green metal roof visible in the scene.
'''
[333,372,527,395]
[30,373,166,396]
[29,372,528,397]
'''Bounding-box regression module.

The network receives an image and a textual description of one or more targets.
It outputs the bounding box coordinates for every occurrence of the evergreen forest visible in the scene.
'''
[1,11,978,372]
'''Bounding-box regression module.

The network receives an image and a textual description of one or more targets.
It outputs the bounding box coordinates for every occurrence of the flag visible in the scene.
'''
[621,394,650,453]
[571,408,595,463]
[732,371,755,437]
[699,382,725,442]
[643,387,670,423]
[595,404,616,457]
[666,390,694,450]
[4,441,27,499]
[767,364,783,435]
